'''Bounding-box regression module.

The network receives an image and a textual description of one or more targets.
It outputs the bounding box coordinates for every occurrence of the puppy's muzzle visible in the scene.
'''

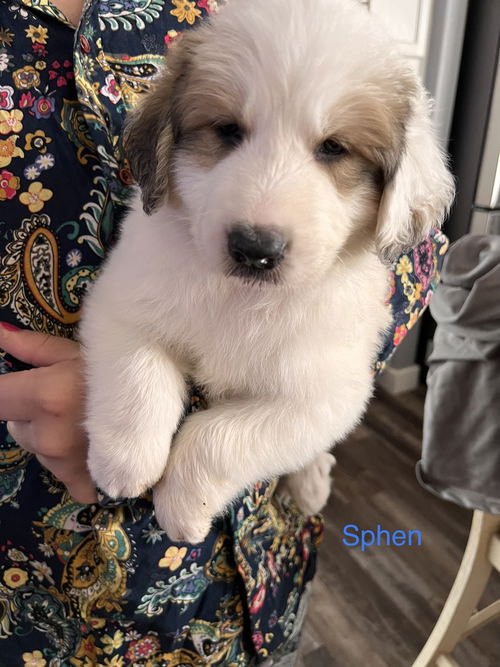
[227,225,287,272]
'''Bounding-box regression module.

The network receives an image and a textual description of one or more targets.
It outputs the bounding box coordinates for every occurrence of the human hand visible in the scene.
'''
[0,323,97,503]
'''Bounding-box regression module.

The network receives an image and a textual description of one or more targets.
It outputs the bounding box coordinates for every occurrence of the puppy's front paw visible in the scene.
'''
[277,452,336,515]
[153,457,219,544]
[155,502,212,544]
[87,439,166,500]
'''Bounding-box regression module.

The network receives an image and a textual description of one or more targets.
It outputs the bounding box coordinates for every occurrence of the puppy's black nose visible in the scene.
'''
[227,225,287,271]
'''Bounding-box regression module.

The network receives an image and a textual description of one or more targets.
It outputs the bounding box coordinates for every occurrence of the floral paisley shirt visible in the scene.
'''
[0,1,448,665]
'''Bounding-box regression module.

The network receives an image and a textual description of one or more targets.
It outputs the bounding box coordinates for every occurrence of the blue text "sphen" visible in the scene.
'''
[342,524,422,551]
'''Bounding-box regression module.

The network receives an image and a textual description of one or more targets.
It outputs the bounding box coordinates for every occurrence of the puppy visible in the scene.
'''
[80,0,454,543]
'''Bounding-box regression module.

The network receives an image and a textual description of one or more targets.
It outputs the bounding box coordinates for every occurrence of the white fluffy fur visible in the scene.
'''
[80,0,454,543]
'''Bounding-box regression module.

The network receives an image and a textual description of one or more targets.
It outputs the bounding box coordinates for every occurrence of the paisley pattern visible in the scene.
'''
[0,0,448,664]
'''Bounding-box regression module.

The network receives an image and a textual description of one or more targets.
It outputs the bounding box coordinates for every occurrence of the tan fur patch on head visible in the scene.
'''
[322,151,382,255]
[311,69,417,253]
[174,128,235,172]
[170,52,244,137]
[167,35,248,174]
[323,152,382,197]
[125,25,252,210]
[325,71,416,183]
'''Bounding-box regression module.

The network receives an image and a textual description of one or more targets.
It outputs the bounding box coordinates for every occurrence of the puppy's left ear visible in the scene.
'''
[376,83,455,263]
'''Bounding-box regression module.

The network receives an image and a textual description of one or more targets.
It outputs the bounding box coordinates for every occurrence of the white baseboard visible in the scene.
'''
[376,364,421,395]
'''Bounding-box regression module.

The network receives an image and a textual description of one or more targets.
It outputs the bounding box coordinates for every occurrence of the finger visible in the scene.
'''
[0,371,40,421]
[8,414,96,504]
[6,419,97,503]
[8,407,86,459]
[0,325,79,367]
[37,454,98,504]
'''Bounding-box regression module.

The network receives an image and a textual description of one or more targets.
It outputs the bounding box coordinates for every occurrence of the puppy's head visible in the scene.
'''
[124,0,454,285]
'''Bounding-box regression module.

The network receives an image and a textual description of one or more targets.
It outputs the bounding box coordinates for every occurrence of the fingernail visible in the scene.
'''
[0,322,21,332]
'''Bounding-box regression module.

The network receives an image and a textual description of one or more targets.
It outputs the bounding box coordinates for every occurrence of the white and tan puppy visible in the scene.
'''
[80,0,454,543]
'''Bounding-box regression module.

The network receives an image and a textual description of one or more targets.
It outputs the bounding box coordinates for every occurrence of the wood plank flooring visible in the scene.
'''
[299,387,500,667]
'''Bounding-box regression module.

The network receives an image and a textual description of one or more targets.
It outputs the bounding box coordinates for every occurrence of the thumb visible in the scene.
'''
[0,323,80,367]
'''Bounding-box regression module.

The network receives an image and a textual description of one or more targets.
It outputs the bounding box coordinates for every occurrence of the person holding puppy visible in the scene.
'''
[0,0,448,664]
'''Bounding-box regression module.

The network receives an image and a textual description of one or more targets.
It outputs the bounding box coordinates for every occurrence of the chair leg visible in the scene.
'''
[412,511,500,667]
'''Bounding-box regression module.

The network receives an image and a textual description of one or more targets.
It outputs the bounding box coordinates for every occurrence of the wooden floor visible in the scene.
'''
[299,387,500,667]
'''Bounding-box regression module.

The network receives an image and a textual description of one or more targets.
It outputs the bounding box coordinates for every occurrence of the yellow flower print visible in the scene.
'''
[413,282,423,301]
[25,24,49,45]
[3,566,29,588]
[403,278,423,307]
[158,545,187,571]
[0,135,24,167]
[22,651,46,667]
[35,61,47,71]
[73,634,103,662]
[12,66,41,90]
[0,109,24,135]
[170,0,202,25]
[24,129,52,153]
[100,657,125,667]
[19,181,53,213]
[22,651,47,667]
[101,630,124,654]
[395,254,413,279]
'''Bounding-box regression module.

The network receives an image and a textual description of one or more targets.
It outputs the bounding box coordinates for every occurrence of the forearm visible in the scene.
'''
[152,393,358,542]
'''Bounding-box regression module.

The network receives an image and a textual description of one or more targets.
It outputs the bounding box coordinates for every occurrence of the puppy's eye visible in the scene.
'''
[215,123,245,148]
[316,139,348,162]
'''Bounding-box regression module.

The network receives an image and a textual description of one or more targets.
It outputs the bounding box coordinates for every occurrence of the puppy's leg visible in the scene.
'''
[84,325,186,499]
[276,451,336,515]
[153,397,345,543]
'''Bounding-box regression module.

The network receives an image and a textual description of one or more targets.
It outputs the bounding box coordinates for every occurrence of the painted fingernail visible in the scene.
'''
[0,322,21,332]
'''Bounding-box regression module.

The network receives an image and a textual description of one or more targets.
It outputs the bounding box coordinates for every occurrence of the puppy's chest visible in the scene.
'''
[174,296,305,397]
[194,315,286,395]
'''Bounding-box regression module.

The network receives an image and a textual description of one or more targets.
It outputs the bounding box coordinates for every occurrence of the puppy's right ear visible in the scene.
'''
[122,69,174,215]
[122,33,199,215]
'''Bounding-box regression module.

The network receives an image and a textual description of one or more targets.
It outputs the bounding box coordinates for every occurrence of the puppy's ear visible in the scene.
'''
[122,71,174,215]
[376,83,454,263]
[122,33,200,215]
